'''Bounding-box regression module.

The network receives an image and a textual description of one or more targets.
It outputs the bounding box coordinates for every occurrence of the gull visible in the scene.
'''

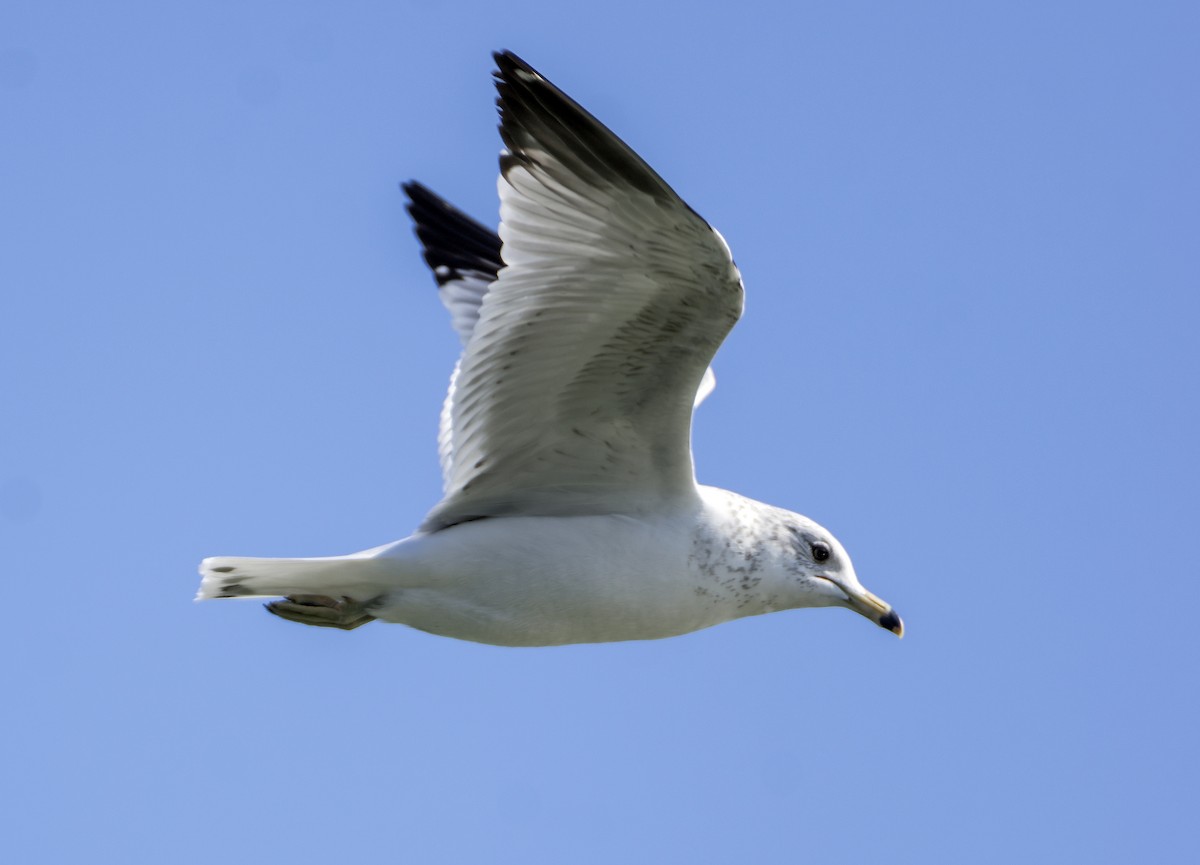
[196,51,904,645]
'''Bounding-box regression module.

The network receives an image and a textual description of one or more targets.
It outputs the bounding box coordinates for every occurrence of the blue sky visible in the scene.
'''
[2,1,1197,862]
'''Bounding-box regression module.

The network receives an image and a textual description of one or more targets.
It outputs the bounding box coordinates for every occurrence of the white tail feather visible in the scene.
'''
[195,554,382,601]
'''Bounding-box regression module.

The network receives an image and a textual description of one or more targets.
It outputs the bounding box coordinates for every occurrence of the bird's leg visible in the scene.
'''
[265,595,376,630]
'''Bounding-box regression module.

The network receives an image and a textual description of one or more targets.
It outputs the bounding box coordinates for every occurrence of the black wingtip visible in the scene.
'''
[493,50,532,75]
[402,180,503,287]
[400,179,440,209]
[489,50,677,201]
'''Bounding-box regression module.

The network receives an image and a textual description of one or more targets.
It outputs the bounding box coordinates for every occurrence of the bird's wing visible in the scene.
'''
[402,181,721,492]
[420,51,743,532]
[403,182,505,488]
[402,181,504,347]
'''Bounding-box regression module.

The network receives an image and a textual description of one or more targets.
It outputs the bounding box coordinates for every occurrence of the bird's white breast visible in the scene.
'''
[363,491,787,646]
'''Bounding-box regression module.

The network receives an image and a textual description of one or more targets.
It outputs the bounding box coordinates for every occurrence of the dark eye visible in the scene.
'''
[810,542,831,563]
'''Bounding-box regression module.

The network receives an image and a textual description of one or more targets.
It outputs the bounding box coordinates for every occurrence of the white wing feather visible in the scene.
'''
[405,181,719,493]
[419,53,742,531]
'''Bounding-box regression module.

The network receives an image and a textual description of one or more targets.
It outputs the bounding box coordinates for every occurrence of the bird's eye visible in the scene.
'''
[811,542,831,563]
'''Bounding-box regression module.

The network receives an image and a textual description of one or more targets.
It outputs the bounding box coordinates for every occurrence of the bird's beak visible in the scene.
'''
[818,575,904,638]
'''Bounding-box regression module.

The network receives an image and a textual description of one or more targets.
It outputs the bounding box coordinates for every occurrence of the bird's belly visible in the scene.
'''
[367,512,729,646]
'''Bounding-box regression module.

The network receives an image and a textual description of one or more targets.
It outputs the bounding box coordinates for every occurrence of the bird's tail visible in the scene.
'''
[195,554,382,601]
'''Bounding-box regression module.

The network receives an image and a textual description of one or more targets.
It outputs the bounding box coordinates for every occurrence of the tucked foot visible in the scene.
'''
[265,595,376,630]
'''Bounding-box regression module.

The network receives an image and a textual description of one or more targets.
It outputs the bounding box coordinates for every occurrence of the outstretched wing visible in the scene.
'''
[403,181,720,492]
[403,182,505,488]
[402,181,504,347]
[420,52,743,531]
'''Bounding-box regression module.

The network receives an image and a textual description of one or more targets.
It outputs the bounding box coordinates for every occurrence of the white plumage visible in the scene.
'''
[196,51,903,645]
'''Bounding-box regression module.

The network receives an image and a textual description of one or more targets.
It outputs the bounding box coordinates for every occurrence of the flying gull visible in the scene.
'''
[196,51,904,645]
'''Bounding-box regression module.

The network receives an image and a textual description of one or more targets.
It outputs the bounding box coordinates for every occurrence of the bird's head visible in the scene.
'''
[784,518,904,637]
